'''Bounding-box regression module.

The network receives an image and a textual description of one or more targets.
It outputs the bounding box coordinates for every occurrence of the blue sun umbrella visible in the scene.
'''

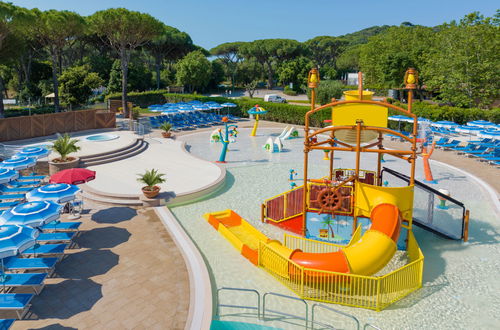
[0,225,39,258]
[0,224,40,289]
[0,169,18,184]
[466,120,496,128]
[206,102,222,109]
[455,125,483,134]
[26,183,80,204]
[193,104,210,111]
[161,108,179,115]
[432,121,459,128]
[221,102,236,108]
[477,130,500,140]
[15,146,50,159]
[0,201,62,227]
[0,156,36,170]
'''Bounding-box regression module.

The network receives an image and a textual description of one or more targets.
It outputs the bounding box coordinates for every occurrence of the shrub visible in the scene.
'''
[307,80,344,105]
[283,86,298,96]
[131,107,141,120]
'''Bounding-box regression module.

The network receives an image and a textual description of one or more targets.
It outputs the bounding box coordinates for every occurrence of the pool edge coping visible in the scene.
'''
[155,206,213,330]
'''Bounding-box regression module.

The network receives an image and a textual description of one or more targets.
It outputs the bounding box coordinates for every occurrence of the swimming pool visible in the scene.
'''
[173,127,500,329]
[85,134,119,142]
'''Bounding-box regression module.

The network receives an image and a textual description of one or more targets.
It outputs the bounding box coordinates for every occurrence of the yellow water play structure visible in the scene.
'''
[204,69,430,311]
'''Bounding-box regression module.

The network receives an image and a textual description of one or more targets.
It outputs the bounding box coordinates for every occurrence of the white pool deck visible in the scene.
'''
[85,137,223,199]
[2,129,136,158]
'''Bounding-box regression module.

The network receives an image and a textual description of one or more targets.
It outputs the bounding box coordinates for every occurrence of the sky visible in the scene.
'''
[9,0,499,50]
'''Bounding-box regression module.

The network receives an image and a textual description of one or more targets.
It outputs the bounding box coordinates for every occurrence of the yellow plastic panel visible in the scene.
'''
[218,224,244,251]
[343,230,396,275]
[344,90,374,100]
[332,103,388,128]
[355,182,414,221]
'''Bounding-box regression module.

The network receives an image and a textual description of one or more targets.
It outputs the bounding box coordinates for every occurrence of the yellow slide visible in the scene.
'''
[204,203,402,276]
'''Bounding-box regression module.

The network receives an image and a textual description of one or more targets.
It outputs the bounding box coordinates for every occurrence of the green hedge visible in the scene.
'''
[4,106,56,118]
[106,91,500,128]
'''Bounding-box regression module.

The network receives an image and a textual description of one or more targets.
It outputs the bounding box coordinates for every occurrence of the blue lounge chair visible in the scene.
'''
[37,232,75,245]
[2,257,57,276]
[438,140,461,149]
[0,319,14,329]
[465,146,491,156]
[17,175,45,182]
[7,181,40,188]
[433,137,449,146]
[0,294,33,319]
[450,143,476,152]
[41,221,81,232]
[0,194,25,201]
[0,202,19,210]
[0,185,31,194]
[21,243,67,257]
[0,273,47,294]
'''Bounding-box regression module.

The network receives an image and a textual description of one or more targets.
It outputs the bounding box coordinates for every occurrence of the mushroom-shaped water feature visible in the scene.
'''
[247,105,268,137]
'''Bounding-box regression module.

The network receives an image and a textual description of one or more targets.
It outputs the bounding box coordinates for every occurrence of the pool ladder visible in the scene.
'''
[216,287,380,329]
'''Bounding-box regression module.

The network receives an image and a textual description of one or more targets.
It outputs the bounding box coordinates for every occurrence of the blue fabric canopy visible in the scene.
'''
[15,147,50,159]
[0,169,18,184]
[26,183,80,204]
[0,156,36,170]
[0,225,39,259]
[432,121,459,128]
[466,120,496,128]
[455,126,483,134]
[221,102,237,107]
[0,201,62,227]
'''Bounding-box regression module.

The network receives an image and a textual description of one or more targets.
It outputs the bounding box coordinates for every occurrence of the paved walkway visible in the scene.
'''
[8,201,189,329]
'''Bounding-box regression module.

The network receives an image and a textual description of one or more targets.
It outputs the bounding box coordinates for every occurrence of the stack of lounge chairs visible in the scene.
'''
[147,112,241,131]
[435,138,500,166]
[0,175,46,211]
[0,219,82,323]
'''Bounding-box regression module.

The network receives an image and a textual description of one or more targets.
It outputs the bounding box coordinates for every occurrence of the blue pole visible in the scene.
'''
[217,122,237,163]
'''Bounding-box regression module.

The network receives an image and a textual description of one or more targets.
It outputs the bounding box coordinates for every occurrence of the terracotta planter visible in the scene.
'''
[142,185,160,198]
[161,131,172,138]
[49,157,80,175]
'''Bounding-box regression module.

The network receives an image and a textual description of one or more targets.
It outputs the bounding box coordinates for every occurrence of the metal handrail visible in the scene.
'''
[215,287,378,330]
[311,303,360,330]
[216,287,261,319]
[263,292,308,328]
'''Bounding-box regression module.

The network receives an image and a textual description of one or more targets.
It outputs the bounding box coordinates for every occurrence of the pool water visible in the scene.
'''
[85,134,119,142]
[172,128,500,329]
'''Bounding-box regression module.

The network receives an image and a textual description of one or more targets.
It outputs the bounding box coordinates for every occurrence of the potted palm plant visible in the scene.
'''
[159,123,173,138]
[137,169,166,198]
[49,134,81,175]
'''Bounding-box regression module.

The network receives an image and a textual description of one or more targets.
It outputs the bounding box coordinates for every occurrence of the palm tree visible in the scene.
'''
[51,134,80,162]
[321,214,335,239]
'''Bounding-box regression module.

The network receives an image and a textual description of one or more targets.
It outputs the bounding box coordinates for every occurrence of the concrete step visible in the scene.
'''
[80,140,148,167]
[81,184,139,201]
[80,138,143,161]
[80,139,142,162]
[82,191,142,206]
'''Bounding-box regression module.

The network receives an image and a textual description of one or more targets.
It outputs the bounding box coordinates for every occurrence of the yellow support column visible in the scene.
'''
[251,114,259,136]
